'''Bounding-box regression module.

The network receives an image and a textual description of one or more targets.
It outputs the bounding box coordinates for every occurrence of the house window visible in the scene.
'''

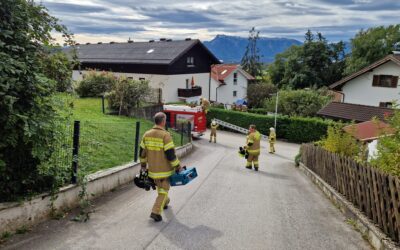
[187,57,195,67]
[186,79,190,89]
[233,72,238,85]
[139,77,145,81]
[379,102,393,108]
[233,91,237,97]
[372,75,399,88]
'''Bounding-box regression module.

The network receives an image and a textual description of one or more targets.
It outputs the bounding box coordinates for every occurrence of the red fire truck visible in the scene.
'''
[163,105,207,137]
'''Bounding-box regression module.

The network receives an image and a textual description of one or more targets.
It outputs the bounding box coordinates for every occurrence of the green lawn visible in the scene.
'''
[71,98,189,174]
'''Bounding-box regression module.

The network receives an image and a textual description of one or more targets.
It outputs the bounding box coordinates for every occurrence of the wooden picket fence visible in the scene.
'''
[301,144,400,243]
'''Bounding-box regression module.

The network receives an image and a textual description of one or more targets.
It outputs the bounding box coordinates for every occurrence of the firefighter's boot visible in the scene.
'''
[246,160,252,169]
[150,213,162,222]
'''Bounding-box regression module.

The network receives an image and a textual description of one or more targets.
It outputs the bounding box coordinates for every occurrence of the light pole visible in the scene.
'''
[274,91,279,131]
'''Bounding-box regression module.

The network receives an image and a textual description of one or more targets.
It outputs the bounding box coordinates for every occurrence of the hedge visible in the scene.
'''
[206,108,335,143]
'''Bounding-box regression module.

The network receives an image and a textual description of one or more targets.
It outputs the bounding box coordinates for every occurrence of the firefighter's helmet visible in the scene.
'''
[134,169,156,191]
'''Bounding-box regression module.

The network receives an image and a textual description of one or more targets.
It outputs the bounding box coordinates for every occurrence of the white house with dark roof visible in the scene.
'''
[318,53,400,122]
[210,64,255,104]
[65,39,220,103]
[330,53,400,108]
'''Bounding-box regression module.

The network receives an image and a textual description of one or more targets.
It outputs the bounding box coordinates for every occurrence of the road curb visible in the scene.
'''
[299,163,399,250]
[0,143,194,236]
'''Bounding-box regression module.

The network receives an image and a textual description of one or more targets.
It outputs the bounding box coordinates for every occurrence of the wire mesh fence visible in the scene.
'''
[78,121,138,174]
[59,119,191,183]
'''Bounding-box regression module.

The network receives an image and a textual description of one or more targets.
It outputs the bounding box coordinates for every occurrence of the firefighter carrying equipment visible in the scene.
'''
[246,130,261,170]
[269,127,276,154]
[134,169,156,191]
[210,120,218,143]
[140,125,181,217]
[200,97,210,114]
[139,125,181,179]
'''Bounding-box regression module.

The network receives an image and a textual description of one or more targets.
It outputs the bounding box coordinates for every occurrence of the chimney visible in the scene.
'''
[149,39,155,43]
[97,42,102,44]
[128,40,133,43]
[160,38,166,41]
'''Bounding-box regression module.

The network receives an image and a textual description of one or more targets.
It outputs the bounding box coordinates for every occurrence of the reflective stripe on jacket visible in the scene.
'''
[139,125,180,179]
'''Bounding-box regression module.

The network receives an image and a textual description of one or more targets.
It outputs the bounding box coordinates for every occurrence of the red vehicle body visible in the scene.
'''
[163,105,207,137]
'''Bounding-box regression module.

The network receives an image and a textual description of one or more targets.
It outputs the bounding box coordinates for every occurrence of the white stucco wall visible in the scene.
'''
[342,61,400,106]
[210,70,248,104]
[72,70,211,103]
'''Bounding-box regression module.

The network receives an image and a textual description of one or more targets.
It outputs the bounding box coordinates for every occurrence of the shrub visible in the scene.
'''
[107,77,152,115]
[41,51,74,92]
[371,109,400,176]
[248,108,270,115]
[0,0,74,201]
[76,70,116,97]
[264,89,333,117]
[247,83,277,108]
[319,123,361,157]
[206,108,334,143]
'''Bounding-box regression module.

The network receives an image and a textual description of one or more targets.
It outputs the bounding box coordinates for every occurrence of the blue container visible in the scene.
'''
[170,167,198,186]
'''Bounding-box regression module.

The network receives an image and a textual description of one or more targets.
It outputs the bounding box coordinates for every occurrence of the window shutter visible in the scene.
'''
[372,75,380,86]
[391,76,399,88]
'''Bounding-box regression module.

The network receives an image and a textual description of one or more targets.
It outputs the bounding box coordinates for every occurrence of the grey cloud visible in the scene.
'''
[133,7,220,23]
[43,2,107,14]
[40,0,400,42]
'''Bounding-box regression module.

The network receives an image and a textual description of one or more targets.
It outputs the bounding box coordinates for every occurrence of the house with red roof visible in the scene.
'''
[210,64,255,104]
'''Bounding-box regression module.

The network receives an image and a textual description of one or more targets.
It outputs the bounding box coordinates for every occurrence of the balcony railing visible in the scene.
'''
[177,87,202,98]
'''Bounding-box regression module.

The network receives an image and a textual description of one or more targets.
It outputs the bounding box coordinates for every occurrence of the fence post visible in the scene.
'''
[71,120,80,184]
[181,124,184,146]
[134,121,141,162]
[187,122,192,142]
[101,95,105,114]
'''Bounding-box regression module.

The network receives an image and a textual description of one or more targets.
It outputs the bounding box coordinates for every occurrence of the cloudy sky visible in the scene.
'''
[39,0,400,44]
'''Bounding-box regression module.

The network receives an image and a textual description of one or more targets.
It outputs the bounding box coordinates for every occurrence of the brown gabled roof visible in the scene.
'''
[330,54,400,90]
[211,64,255,84]
[343,120,395,142]
[317,102,394,122]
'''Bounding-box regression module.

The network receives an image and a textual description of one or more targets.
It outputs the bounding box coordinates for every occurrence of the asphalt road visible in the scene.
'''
[2,130,370,250]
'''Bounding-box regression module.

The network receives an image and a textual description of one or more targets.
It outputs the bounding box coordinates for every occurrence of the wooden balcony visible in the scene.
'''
[177,87,202,98]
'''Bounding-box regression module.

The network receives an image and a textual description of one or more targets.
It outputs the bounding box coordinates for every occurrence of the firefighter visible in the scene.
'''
[200,97,210,114]
[245,124,261,171]
[209,120,218,143]
[269,127,276,153]
[139,112,183,222]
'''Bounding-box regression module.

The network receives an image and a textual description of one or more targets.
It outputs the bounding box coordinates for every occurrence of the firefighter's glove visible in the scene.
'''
[175,165,185,173]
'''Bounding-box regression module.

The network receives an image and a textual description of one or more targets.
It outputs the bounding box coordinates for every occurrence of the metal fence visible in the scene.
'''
[63,120,191,184]
[301,144,400,243]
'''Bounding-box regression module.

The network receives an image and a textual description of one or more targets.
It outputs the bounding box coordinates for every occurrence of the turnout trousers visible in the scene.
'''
[152,178,170,215]
[246,154,259,168]
[269,142,275,153]
[210,131,217,142]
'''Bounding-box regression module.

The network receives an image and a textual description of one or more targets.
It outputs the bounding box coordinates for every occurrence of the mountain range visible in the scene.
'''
[203,35,302,64]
